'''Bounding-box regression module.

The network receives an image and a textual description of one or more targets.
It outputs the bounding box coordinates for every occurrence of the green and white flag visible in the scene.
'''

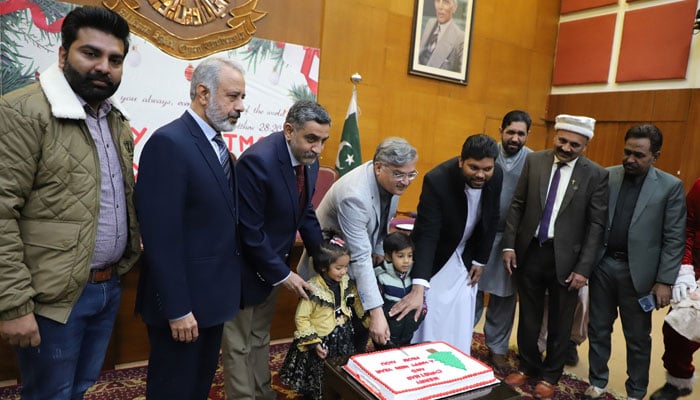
[335,89,361,176]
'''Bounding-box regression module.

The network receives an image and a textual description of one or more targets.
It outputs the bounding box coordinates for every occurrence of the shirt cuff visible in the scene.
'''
[272,271,292,287]
[412,278,430,289]
[169,311,192,322]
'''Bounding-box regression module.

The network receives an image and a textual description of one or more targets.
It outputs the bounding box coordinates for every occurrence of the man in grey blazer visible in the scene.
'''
[502,114,608,399]
[418,0,464,72]
[298,137,418,350]
[584,125,686,400]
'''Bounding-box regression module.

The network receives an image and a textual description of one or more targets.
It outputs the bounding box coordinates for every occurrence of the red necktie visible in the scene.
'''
[295,165,306,207]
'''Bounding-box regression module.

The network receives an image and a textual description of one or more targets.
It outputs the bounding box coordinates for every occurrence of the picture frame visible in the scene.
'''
[408,0,475,85]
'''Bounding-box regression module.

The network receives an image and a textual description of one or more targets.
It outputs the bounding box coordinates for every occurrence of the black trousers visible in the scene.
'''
[514,239,579,384]
[145,322,224,400]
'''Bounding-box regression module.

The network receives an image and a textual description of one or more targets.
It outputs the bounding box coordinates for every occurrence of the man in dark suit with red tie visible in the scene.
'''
[222,100,331,400]
[135,57,245,400]
[502,114,608,399]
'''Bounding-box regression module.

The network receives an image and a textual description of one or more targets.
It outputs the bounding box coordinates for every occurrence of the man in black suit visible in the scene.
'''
[222,100,331,400]
[502,114,608,399]
[393,134,502,355]
[135,57,245,400]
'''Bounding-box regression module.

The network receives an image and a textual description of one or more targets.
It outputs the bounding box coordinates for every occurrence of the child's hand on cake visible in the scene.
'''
[315,343,328,359]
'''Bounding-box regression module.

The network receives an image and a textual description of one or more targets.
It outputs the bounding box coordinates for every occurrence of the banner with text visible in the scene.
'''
[0,0,320,173]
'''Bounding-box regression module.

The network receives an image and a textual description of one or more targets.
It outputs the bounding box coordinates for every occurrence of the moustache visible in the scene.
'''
[86,73,114,85]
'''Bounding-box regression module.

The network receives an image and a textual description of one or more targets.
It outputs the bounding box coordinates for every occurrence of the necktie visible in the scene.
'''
[419,25,440,64]
[294,165,307,208]
[212,134,232,187]
[428,25,440,52]
[538,162,564,244]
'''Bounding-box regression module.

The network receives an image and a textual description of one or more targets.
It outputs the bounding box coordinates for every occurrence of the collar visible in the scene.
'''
[186,108,218,141]
[39,62,129,120]
[78,95,112,117]
[437,19,454,31]
[285,140,302,167]
[553,154,579,169]
[623,169,648,184]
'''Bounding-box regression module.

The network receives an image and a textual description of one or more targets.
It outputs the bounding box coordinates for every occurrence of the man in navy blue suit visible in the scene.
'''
[135,57,245,400]
[222,100,331,400]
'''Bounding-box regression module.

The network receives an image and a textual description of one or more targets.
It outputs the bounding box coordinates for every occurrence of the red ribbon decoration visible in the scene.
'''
[300,47,320,95]
[0,0,64,33]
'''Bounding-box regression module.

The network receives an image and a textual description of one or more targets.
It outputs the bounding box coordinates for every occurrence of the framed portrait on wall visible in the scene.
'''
[408,0,475,85]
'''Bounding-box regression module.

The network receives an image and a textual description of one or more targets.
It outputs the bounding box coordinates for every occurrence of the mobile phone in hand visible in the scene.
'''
[638,294,656,312]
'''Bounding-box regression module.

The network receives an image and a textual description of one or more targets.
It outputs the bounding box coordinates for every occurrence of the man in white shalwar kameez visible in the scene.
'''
[390,134,503,355]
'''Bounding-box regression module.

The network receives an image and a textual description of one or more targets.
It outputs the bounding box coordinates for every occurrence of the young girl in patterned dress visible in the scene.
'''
[279,234,367,399]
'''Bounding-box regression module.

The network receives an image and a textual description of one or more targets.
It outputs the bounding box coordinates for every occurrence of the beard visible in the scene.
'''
[205,96,239,132]
[63,59,119,105]
[502,141,523,156]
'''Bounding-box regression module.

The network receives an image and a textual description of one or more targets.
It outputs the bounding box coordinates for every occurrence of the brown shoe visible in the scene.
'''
[504,371,529,386]
[534,381,555,399]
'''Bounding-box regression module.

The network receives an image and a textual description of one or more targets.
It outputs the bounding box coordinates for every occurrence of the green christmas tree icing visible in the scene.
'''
[427,351,466,370]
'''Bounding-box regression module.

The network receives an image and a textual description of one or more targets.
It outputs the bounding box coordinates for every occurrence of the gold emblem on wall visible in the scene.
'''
[103,0,267,60]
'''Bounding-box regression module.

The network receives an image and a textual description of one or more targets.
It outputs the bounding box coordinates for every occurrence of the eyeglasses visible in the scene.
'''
[383,165,419,181]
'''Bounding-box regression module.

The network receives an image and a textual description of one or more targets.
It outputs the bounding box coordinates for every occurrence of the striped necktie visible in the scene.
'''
[212,134,232,187]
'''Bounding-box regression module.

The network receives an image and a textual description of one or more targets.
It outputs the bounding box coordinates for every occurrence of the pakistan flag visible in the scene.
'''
[335,90,361,176]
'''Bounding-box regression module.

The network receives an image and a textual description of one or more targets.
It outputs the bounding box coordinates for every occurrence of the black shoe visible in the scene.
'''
[565,341,579,366]
[650,383,692,400]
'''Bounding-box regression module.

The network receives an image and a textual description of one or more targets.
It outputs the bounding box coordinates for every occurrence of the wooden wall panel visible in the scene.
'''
[318,0,562,212]
[253,0,323,48]
[652,90,692,121]
[547,91,656,122]
[679,91,700,189]
[73,0,323,49]
[546,90,696,188]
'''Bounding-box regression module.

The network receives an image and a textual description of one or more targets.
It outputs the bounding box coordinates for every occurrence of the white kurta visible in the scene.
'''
[412,187,482,355]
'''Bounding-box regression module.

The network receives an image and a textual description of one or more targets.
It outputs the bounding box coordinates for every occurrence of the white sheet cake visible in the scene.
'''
[343,341,498,400]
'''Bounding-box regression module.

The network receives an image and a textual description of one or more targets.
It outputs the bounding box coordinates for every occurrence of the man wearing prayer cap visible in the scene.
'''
[501,114,609,398]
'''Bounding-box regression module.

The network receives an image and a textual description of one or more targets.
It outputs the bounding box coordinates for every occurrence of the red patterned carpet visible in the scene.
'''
[0,333,620,399]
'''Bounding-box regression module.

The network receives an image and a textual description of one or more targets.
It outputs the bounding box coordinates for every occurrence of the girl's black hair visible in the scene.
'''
[313,230,351,274]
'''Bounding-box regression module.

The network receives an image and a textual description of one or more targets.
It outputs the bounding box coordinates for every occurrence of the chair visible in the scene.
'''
[389,211,417,233]
[312,166,339,209]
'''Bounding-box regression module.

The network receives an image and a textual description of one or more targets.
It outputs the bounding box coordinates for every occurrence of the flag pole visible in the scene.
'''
[351,72,362,87]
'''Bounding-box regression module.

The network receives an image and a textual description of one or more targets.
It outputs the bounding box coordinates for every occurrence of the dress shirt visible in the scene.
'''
[607,172,645,253]
[186,108,221,158]
[80,97,127,270]
[535,156,579,240]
